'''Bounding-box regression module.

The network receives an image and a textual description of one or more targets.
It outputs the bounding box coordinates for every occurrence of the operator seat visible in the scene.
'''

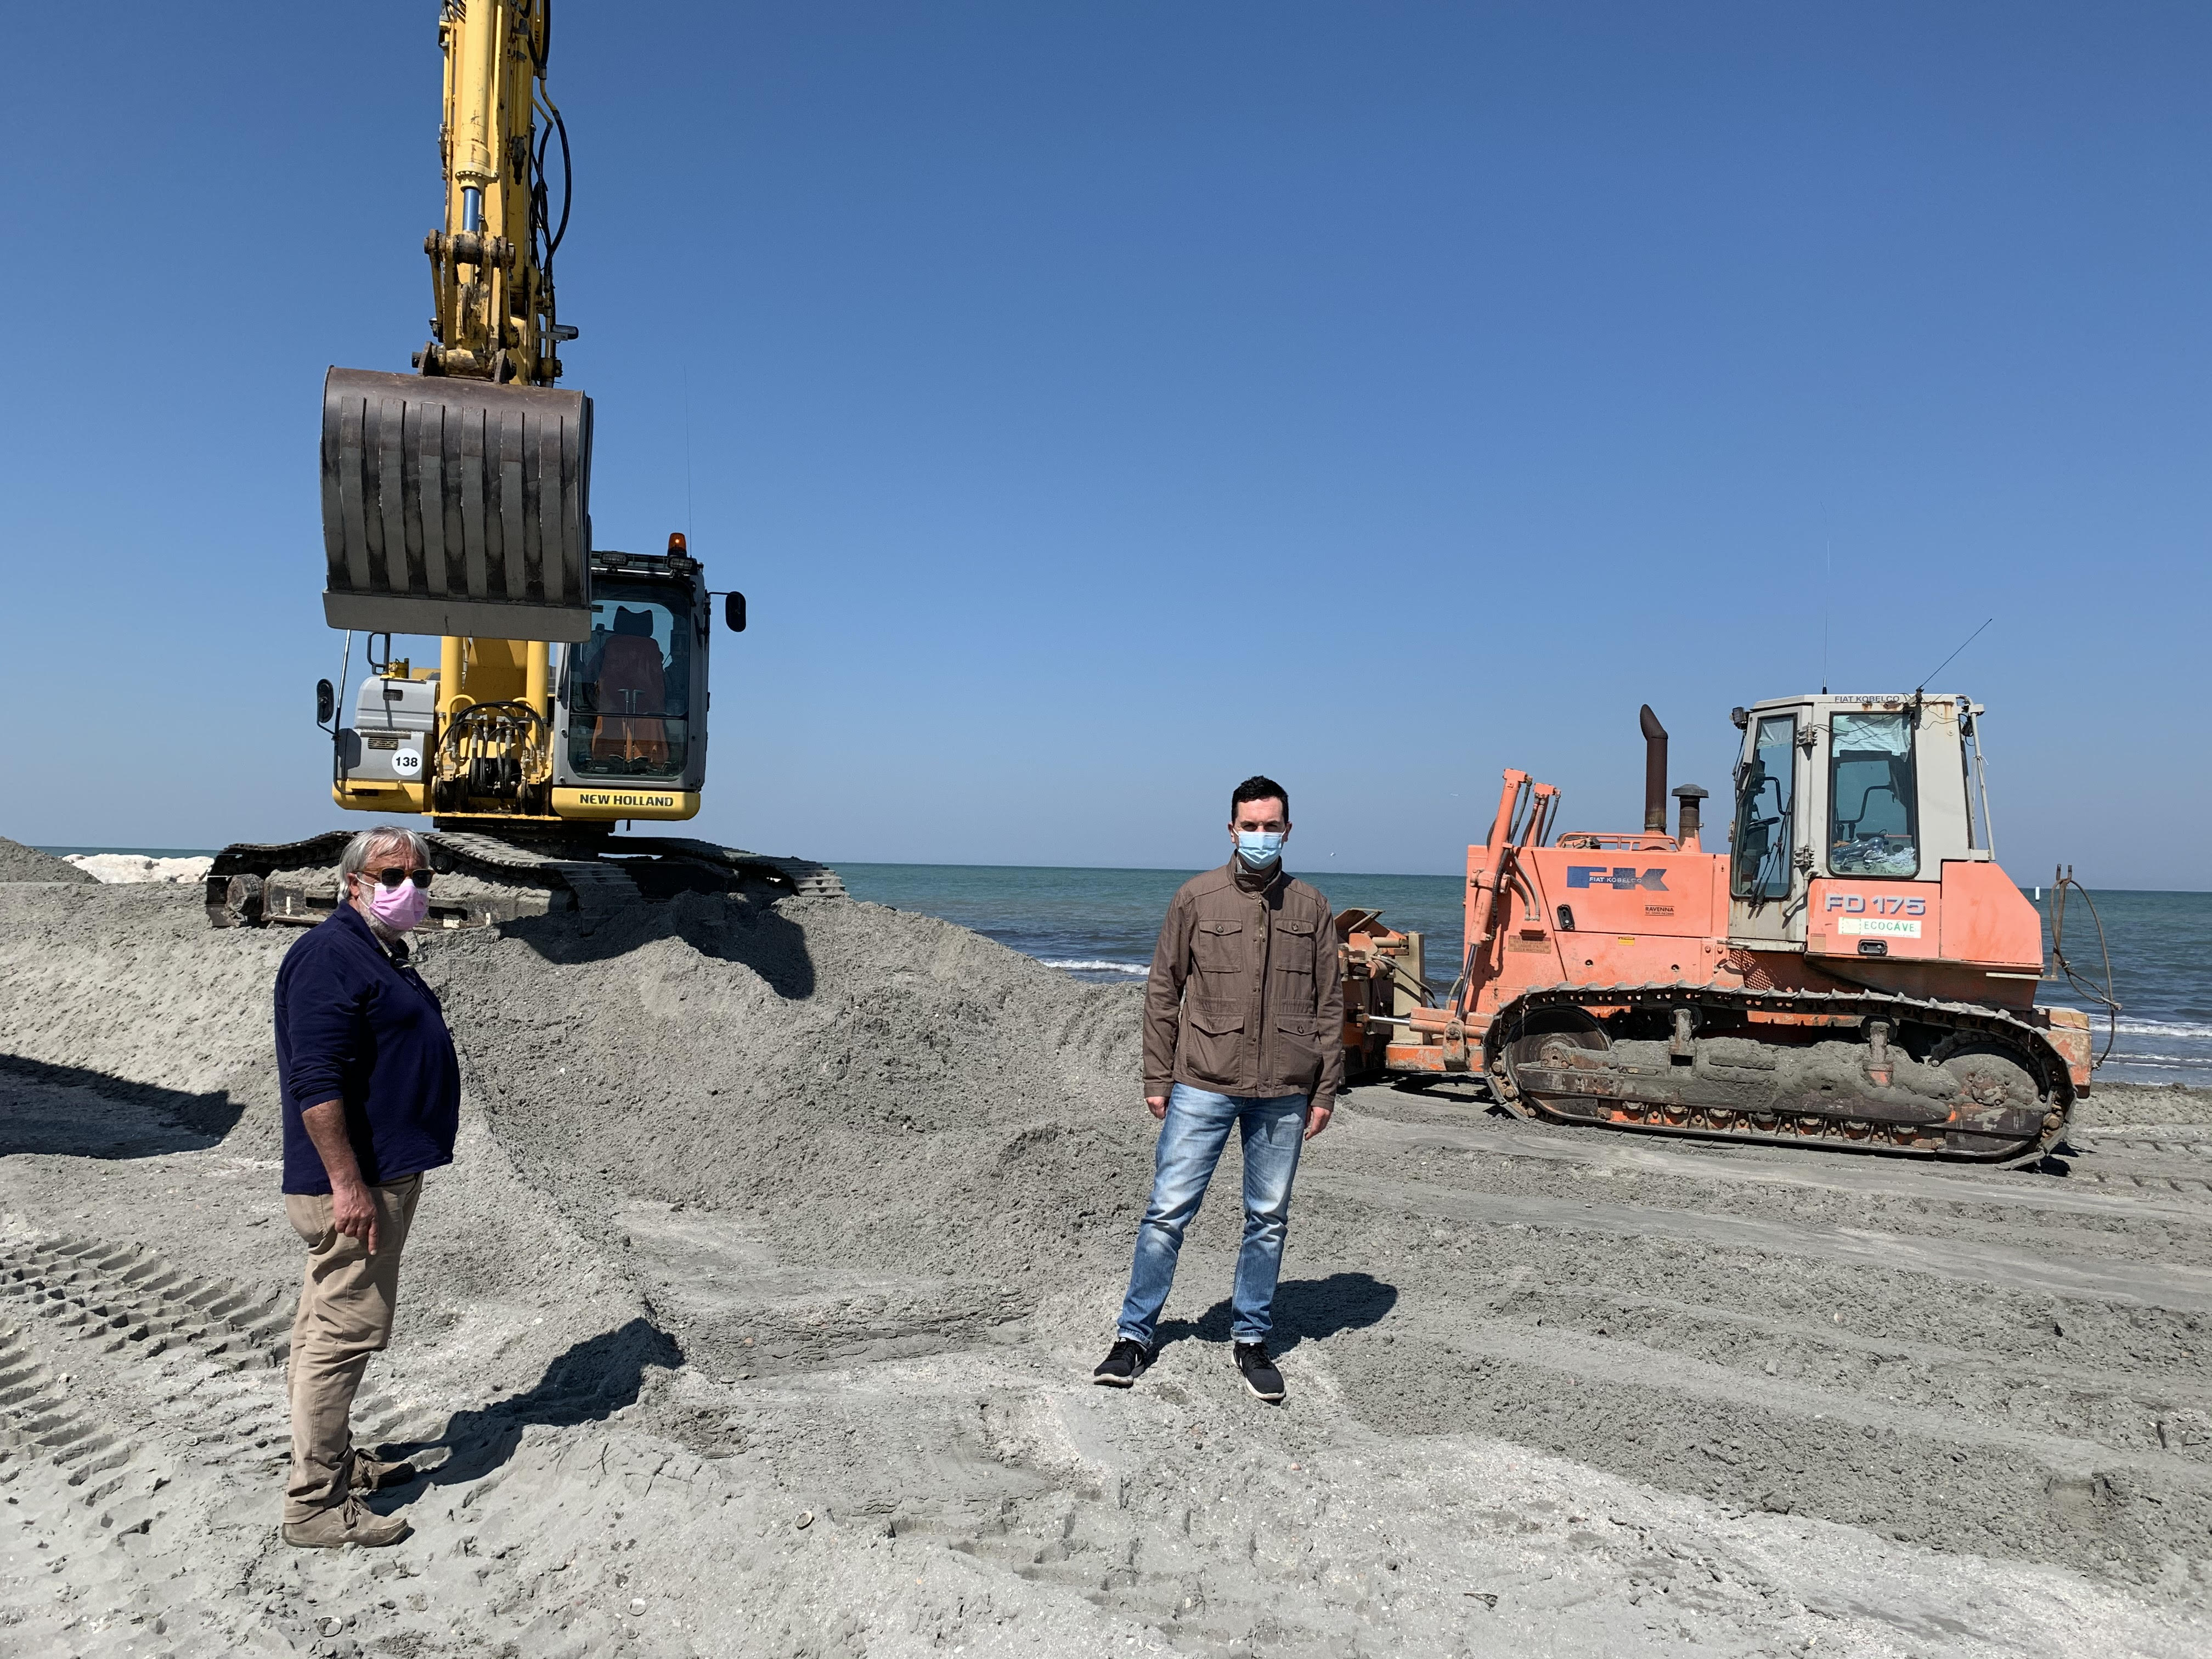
[590,606,669,767]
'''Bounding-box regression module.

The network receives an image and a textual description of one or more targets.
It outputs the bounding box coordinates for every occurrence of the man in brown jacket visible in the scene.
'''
[1094,775,1343,1402]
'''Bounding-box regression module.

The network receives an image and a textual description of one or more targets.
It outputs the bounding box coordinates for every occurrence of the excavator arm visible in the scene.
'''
[320,1,592,657]
[422,0,570,386]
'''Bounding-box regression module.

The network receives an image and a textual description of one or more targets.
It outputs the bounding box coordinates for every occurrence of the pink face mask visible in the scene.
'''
[360,873,431,932]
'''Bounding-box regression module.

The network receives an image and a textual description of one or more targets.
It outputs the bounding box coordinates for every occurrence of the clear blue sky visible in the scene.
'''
[3,3,2205,885]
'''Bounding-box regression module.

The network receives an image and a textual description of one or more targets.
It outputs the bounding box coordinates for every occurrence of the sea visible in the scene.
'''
[838,864,2209,1090]
[41,848,2208,1089]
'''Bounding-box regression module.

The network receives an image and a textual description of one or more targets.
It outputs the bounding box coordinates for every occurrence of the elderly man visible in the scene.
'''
[1095,775,1343,1403]
[273,826,458,1548]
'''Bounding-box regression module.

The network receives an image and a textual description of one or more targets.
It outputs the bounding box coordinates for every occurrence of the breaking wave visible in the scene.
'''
[1038,958,1150,975]
[2109,1018,2212,1040]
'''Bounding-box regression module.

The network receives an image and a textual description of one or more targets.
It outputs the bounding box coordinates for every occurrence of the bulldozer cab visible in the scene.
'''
[1726,692,1994,949]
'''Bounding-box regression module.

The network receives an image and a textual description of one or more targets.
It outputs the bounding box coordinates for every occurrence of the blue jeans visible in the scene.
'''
[1116,1084,1309,1348]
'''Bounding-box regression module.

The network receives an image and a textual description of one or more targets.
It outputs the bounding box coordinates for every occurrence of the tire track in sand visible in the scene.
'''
[0,1233,418,1655]
[1293,1092,2212,1591]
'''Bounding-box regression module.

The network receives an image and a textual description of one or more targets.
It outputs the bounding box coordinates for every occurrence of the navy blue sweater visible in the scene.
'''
[274,903,460,1195]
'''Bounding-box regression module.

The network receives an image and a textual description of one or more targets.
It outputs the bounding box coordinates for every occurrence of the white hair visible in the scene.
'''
[338,826,432,896]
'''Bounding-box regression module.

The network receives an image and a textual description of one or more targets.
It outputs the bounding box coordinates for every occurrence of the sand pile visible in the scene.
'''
[0,836,95,884]
[436,891,1153,1294]
[2,878,2208,1657]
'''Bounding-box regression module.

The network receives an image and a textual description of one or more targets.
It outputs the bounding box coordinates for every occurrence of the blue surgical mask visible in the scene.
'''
[1235,830,1285,867]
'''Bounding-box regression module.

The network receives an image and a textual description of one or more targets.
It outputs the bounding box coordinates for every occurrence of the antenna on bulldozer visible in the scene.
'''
[1915,616,1994,695]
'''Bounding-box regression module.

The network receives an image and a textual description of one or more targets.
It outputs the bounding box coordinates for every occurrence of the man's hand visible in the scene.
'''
[1304,1103,1333,1142]
[330,1176,381,1254]
[300,1099,380,1253]
[1146,1095,1168,1120]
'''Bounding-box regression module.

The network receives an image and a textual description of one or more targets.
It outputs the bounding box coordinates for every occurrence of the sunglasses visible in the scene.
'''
[363,867,435,890]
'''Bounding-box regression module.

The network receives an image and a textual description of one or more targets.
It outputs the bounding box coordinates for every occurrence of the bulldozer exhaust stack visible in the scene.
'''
[1640,703,1668,835]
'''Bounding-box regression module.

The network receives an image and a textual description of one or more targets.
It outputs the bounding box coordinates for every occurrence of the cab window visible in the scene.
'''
[565,585,692,777]
[1731,715,1796,900]
[1829,711,1918,877]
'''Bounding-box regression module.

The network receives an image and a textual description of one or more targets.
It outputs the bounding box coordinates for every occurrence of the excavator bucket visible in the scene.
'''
[319,366,595,642]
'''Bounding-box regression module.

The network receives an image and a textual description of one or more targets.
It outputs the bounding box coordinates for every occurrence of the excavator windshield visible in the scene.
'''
[565,583,693,777]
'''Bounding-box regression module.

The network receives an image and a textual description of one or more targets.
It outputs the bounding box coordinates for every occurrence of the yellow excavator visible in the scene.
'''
[207,1,841,929]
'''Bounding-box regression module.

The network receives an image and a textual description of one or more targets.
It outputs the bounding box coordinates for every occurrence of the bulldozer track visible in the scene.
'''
[0,1233,294,1583]
[0,1234,294,1377]
[1487,980,2075,1166]
[0,1233,418,1475]
[2067,1126,2212,1193]
[0,1234,408,1657]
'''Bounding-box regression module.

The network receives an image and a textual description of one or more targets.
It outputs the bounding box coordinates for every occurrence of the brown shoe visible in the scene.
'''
[283,1498,411,1549]
[348,1449,419,1492]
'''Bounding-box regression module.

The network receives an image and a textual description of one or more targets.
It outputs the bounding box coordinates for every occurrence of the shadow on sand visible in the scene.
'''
[0,1054,245,1159]
[1155,1271,1400,1357]
[376,1317,686,1501]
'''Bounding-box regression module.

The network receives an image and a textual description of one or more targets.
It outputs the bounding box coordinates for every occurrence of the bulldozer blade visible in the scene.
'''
[319,366,595,642]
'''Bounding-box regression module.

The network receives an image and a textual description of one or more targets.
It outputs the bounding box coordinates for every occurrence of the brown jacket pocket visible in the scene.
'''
[1268,1014,1324,1094]
[1193,918,1245,974]
[1178,999,1247,1088]
[1273,917,1317,974]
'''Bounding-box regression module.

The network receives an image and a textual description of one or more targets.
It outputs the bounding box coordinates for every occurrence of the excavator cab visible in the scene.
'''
[328,537,726,824]
[545,545,716,817]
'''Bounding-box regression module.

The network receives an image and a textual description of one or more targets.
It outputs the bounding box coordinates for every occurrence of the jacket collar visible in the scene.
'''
[1227,856,1285,898]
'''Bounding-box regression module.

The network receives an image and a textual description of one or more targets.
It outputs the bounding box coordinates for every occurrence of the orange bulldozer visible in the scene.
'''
[1341,693,2106,1165]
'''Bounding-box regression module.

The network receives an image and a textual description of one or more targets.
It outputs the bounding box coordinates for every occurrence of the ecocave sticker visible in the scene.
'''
[1838,916,1922,938]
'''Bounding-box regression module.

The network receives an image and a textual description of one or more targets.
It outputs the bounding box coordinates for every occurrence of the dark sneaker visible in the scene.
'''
[1234,1342,1285,1402]
[348,1449,419,1492]
[1092,1339,1153,1388]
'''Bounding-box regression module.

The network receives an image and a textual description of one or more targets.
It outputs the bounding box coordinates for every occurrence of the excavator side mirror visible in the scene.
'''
[724,592,747,633]
[315,679,336,726]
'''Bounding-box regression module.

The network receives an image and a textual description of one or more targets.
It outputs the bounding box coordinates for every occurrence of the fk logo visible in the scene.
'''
[1566,866,1669,892]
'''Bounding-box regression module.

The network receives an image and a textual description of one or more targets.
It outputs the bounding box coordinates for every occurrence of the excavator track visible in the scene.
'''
[619,837,849,900]
[204,830,845,930]
[1485,981,2074,1167]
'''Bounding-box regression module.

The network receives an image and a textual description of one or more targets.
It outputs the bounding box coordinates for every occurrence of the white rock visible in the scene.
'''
[65,853,215,886]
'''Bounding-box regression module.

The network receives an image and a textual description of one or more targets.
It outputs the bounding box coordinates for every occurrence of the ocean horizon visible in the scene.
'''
[37,848,2209,1088]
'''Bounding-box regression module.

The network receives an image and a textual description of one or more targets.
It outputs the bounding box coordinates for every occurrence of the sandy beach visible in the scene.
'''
[2,872,2208,1657]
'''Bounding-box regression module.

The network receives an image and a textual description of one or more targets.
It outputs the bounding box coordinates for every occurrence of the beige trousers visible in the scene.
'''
[283,1173,422,1522]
